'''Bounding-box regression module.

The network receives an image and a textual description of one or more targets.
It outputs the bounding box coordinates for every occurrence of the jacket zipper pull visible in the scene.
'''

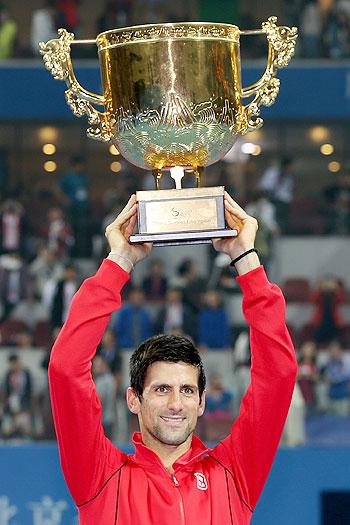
[172,475,179,486]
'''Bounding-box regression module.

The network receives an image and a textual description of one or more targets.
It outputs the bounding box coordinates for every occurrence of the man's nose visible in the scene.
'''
[167,390,183,412]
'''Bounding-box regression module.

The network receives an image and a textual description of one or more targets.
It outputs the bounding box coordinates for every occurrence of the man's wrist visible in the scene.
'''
[107,252,134,273]
[234,251,260,275]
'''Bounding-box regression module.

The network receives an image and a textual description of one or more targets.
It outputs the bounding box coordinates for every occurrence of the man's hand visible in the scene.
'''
[105,194,152,272]
[213,192,260,275]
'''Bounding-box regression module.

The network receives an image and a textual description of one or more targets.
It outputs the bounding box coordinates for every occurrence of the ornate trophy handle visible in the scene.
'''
[39,29,113,142]
[240,17,298,133]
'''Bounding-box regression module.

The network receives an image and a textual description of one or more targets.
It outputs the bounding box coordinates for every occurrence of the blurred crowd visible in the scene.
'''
[1,0,350,60]
[0,150,349,443]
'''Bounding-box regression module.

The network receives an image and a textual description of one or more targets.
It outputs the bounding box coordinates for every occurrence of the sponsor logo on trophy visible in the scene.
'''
[40,17,297,246]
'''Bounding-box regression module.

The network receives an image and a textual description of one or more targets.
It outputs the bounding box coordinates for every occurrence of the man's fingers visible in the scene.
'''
[106,202,137,235]
[224,200,247,221]
[224,192,248,218]
[124,213,137,238]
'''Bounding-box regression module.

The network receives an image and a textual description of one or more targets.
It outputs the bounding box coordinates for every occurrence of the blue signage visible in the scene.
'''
[0,62,349,120]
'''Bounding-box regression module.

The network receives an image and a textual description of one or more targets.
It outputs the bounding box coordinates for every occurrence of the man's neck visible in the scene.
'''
[142,433,192,474]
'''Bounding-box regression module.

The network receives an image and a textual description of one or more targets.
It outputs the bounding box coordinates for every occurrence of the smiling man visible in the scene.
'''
[48,192,297,524]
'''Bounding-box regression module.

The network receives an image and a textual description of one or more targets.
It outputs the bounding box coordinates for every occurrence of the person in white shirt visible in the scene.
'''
[259,156,295,234]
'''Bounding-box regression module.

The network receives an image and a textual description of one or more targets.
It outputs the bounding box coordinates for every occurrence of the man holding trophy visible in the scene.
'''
[42,15,298,524]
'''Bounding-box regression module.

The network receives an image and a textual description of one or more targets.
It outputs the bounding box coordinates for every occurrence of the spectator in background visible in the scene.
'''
[324,2,350,58]
[202,372,235,442]
[259,156,295,234]
[45,206,75,259]
[31,0,57,56]
[56,0,80,32]
[50,263,79,330]
[154,287,197,342]
[300,0,322,57]
[246,191,279,270]
[59,156,90,256]
[142,258,168,301]
[324,340,350,416]
[0,252,32,321]
[323,168,350,234]
[204,373,234,418]
[29,245,64,298]
[298,340,318,414]
[0,198,25,255]
[97,0,133,33]
[97,328,121,377]
[10,292,48,330]
[171,258,207,320]
[1,354,32,438]
[112,288,153,348]
[198,290,231,350]
[11,328,34,349]
[310,275,345,345]
[281,383,306,446]
[92,355,116,439]
[0,4,17,60]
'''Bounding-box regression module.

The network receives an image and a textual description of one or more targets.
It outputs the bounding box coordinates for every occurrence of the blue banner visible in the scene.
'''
[0,444,350,524]
[0,61,349,119]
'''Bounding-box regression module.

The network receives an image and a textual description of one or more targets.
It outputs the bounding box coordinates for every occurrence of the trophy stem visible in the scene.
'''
[193,167,203,188]
[152,169,162,190]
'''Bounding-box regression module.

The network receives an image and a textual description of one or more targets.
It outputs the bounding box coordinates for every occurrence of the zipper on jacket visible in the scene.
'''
[172,475,185,525]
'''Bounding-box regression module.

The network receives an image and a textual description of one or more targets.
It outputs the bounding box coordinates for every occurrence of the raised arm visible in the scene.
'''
[49,195,152,505]
[211,194,297,510]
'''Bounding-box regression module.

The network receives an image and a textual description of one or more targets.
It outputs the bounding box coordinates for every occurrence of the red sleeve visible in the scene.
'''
[48,259,129,505]
[211,266,297,510]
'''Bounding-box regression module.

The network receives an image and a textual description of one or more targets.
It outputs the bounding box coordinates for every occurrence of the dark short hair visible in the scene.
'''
[130,335,206,400]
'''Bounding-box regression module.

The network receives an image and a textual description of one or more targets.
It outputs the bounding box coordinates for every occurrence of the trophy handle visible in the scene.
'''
[240,17,298,133]
[40,29,113,142]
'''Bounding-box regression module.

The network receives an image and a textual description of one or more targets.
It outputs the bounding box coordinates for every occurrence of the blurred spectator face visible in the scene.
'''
[328,340,342,359]
[92,355,108,377]
[102,329,116,348]
[319,276,338,292]
[8,355,21,373]
[205,290,221,309]
[129,288,145,307]
[2,199,22,214]
[64,265,77,282]
[178,259,194,278]
[208,373,224,392]
[48,207,64,223]
[150,259,163,276]
[166,289,182,304]
[300,341,316,360]
[15,330,33,348]
[0,8,9,24]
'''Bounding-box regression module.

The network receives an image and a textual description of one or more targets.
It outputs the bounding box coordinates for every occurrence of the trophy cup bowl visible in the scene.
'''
[40,17,297,246]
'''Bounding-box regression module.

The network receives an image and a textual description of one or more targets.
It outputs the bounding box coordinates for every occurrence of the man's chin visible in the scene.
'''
[154,425,193,446]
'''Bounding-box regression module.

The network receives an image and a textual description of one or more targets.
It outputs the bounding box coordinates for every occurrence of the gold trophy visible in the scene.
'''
[40,17,297,246]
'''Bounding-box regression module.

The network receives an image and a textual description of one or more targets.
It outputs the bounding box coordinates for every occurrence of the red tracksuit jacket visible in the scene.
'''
[49,260,297,524]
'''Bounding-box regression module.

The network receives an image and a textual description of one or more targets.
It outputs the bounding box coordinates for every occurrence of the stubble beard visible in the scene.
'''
[151,419,194,446]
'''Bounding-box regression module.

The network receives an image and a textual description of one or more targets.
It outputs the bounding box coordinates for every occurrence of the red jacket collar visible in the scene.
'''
[131,432,209,472]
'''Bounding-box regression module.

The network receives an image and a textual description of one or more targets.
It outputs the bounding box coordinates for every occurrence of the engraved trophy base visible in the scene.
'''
[130,186,238,247]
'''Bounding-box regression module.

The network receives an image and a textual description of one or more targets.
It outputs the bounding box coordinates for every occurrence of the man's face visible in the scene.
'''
[127,361,205,447]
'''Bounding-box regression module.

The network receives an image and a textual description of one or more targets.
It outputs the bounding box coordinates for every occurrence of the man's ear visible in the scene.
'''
[198,390,206,417]
[126,387,141,414]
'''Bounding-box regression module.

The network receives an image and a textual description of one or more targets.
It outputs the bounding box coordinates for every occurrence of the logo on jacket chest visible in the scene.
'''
[194,472,208,491]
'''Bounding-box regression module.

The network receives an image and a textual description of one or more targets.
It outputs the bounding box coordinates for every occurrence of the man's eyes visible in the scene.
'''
[155,386,195,395]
